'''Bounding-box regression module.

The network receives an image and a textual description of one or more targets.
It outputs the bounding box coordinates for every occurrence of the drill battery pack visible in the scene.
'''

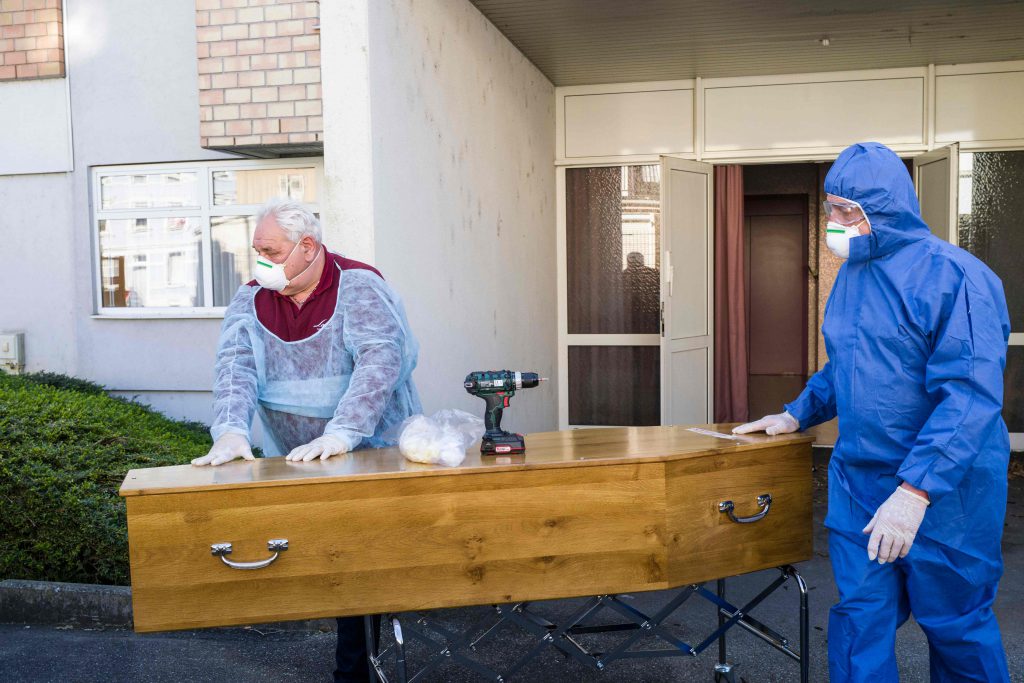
[481,431,526,455]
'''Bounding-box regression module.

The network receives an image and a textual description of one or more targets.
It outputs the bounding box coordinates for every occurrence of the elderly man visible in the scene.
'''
[192,197,421,683]
[735,142,1010,682]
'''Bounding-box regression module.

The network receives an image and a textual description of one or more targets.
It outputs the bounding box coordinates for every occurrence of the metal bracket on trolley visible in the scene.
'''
[365,564,809,683]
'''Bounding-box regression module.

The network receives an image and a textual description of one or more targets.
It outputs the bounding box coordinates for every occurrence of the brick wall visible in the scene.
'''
[0,0,64,81]
[196,0,322,152]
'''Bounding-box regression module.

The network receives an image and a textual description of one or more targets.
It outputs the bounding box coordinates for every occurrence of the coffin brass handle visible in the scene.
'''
[719,494,772,524]
[210,539,288,570]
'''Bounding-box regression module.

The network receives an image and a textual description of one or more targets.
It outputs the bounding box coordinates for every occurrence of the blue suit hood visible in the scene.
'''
[825,142,931,261]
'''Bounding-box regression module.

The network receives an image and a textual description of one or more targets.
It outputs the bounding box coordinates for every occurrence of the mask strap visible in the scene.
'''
[292,244,323,280]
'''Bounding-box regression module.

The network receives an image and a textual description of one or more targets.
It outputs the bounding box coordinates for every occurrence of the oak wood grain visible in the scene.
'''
[120,425,813,497]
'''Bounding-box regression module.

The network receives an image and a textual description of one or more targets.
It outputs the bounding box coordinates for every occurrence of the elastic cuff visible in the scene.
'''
[211,425,249,442]
[782,402,812,430]
[324,429,360,452]
[896,485,930,506]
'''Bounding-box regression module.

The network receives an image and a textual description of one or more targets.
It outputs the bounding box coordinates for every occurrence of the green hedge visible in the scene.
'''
[0,372,213,585]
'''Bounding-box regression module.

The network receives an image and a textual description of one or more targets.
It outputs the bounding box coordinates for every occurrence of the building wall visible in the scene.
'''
[0,0,64,81]
[0,0,235,424]
[194,0,323,150]
[366,0,558,432]
[68,0,238,417]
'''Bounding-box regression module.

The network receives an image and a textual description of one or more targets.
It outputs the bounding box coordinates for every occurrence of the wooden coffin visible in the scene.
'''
[120,425,814,633]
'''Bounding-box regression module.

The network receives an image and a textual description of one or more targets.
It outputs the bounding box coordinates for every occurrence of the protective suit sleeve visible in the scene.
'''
[897,276,1009,501]
[783,361,838,430]
[325,273,407,445]
[210,287,260,442]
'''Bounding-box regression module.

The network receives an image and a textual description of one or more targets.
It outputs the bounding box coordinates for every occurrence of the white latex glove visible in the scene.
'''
[732,411,800,436]
[863,486,930,563]
[191,433,254,467]
[285,433,354,462]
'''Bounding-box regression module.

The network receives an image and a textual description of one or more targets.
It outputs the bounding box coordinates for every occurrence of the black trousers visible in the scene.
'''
[335,615,380,683]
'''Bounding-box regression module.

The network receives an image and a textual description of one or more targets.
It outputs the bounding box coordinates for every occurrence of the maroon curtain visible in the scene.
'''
[714,166,748,423]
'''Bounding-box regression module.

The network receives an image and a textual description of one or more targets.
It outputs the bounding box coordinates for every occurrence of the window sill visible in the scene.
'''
[91,312,226,320]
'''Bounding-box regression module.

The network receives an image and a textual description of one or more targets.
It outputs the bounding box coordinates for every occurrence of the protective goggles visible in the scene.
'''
[822,198,868,227]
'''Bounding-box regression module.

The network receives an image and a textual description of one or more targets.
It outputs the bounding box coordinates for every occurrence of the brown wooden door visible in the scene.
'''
[744,196,808,419]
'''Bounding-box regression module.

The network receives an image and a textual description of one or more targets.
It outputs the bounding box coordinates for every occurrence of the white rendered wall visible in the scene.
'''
[0,78,73,175]
[0,173,78,373]
[320,0,375,263]
[365,0,558,433]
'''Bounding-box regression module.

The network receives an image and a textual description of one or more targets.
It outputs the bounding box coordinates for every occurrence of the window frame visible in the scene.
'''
[91,157,324,318]
[956,147,1024,448]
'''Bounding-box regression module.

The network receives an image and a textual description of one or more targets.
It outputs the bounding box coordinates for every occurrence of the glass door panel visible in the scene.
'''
[563,164,662,427]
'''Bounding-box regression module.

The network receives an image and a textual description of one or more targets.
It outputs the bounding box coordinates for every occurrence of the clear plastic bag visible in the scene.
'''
[397,409,484,467]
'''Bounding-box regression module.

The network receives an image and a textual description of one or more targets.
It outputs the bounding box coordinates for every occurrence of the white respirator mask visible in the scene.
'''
[825,222,864,260]
[254,241,320,291]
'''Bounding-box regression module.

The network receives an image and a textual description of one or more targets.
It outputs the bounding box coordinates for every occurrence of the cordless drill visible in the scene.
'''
[464,370,546,454]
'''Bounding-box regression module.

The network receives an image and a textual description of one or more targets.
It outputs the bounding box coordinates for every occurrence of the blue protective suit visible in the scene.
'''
[784,143,1010,681]
[210,265,422,455]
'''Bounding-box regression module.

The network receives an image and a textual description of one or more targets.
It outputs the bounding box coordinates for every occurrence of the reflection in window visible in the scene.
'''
[99,218,204,308]
[213,167,317,206]
[101,172,198,210]
[95,160,321,311]
[958,151,1024,329]
[211,215,257,306]
[958,150,1024,431]
[567,164,661,334]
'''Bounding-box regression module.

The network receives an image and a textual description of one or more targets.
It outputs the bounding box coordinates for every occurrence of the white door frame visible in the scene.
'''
[556,164,661,429]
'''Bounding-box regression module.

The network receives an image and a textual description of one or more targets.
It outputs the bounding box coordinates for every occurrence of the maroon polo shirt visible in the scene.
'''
[247,248,383,342]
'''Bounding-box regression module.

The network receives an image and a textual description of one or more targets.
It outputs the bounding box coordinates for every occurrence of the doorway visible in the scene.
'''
[744,195,809,418]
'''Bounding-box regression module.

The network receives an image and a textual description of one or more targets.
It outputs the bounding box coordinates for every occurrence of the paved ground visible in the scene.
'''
[3,450,1022,682]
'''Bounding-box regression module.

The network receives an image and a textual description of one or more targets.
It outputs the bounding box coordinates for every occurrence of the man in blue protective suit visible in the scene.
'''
[191,198,422,683]
[734,142,1011,682]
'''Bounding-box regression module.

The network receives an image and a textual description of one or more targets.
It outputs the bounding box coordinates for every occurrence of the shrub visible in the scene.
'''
[0,372,213,585]
[21,371,107,396]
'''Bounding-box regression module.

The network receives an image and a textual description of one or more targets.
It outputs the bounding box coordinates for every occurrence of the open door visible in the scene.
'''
[914,144,959,244]
[660,156,714,425]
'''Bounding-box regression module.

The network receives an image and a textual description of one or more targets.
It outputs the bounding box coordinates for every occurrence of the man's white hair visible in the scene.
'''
[256,197,322,244]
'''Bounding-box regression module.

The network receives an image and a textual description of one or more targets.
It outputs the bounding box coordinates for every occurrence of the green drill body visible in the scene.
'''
[464,370,543,454]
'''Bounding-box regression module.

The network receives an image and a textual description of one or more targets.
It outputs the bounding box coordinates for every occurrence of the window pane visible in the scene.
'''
[213,167,318,206]
[568,346,660,426]
[567,165,661,334]
[211,215,257,306]
[99,217,204,308]
[958,151,1024,330]
[100,172,198,210]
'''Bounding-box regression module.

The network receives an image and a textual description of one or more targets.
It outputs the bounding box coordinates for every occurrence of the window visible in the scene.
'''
[957,150,1024,433]
[93,159,323,316]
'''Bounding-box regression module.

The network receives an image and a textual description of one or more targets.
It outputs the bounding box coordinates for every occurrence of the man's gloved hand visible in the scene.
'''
[286,433,355,462]
[192,433,254,467]
[732,411,800,436]
[863,486,930,563]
